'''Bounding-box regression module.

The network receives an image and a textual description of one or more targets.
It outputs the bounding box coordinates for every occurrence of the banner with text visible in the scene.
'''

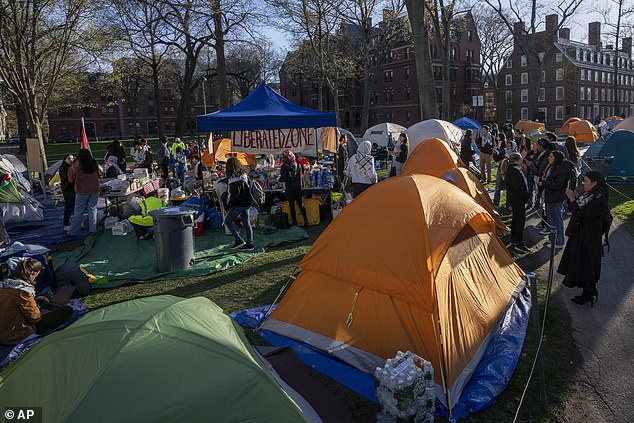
[231,128,317,155]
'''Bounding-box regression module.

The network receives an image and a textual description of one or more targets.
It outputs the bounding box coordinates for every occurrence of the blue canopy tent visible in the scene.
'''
[452,117,483,132]
[196,84,336,132]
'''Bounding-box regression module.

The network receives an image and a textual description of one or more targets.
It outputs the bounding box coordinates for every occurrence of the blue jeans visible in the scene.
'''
[545,200,565,245]
[224,206,253,244]
[69,192,99,235]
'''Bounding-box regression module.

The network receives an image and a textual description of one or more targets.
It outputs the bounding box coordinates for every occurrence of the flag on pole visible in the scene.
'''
[81,117,91,153]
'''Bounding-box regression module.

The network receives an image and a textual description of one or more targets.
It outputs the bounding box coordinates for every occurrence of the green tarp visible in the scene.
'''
[53,226,309,288]
[0,178,22,203]
[0,296,309,422]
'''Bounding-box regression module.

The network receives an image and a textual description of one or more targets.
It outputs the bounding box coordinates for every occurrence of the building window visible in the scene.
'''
[580,69,585,80]
[507,59,512,68]
[556,53,563,62]
[521,72,528,84]
[505,74,512,86]
[538,107,547,123]
[556,106,564,121]
[602,72,607,83]
[601,89,606,101]
[405,67,410,80]
[556,68,564,80]
[467,30,472,41]
[587,87,591,99]
[521,108,528,120]
[539,88,545,102]
[579,105,585,119]
[580,86,585,100]
[541,71,545,83]
[538,52,545,61]
[594,88,598,101]
[556,86,564,101]
[506,108,513,121]
[505,90,512,103]
[406,112,411,122]
[594,71,599,82]
[405,47,410,59]
[521,89,528,102]
[521,55,527,66]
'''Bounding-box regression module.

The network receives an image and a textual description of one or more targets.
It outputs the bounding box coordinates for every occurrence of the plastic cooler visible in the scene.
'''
[149,207,195,273]
[281,198,320,225]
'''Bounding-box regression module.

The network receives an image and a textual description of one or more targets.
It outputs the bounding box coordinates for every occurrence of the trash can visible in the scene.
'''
[150,207,196,273]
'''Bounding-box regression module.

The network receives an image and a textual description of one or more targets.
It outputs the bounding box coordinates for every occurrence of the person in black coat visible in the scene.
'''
[105,140,126,172]
[223,157,254,251]
[335,135,349,190]
[459,129,475,167]
[505,153,530,253]
[58,154,75,231]
[279,150,308,226]
[558,171,609,306]
[529,138,550,211]
[538,151,575,248]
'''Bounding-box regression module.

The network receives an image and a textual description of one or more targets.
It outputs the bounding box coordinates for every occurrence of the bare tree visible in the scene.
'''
[472,7,513,90]
[598,0,634,115]
[483,0,584,119]
[404,0,439,119]
[222,44,282,99]
[0,0,92,167]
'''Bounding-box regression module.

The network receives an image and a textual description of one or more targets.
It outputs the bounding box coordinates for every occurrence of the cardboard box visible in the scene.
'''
[281,198,320,225]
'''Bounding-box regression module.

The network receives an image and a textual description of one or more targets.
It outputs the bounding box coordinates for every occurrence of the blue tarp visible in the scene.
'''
[231,282,532,421]
[196,83,337,132]
[453,117,483,131]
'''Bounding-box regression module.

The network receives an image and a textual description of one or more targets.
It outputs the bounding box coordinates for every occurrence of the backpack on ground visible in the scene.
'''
[249,179,265,206]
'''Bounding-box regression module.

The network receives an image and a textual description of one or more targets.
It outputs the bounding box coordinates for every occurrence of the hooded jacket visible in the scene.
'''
[0,278,42,345]
[542,160,575,204]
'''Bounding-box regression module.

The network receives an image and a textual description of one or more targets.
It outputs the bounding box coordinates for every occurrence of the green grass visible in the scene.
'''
[607,184,634,236]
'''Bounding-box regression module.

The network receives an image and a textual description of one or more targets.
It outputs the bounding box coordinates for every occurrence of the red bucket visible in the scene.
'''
[193,221,204,236]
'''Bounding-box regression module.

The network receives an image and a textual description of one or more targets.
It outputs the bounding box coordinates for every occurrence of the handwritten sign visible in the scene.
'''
[231,128,316,154]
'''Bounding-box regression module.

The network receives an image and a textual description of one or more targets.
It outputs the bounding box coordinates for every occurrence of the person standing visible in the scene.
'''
[492,133,509,207]
[505,153,530,253]
[478,126,494,183]
[529,138,550,212]
[223,157,254,251]
[336,134,349,190]
[156,136,170,181]
[346,140,377,198]
[66,149,100,236]
[279,150,308,226]
[538,150,574,249]
[459,129,476,168]
[173,147,188,187]
[105,140,126,172]
[393,132,409,176]
[171,137,186,156]
[59,154,75,232]
[558,171,609,306]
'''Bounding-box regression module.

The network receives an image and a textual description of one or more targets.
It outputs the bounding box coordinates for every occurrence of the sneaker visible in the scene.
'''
[539,228,551,235]
[230,240,245,249]
[239,243,255,251]
[544,241,564,249]
[514,243,531,253]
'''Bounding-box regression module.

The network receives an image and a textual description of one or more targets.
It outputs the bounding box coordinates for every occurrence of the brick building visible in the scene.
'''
[280,11,483,134]
[497,15,634,130]
[48,72,203,141]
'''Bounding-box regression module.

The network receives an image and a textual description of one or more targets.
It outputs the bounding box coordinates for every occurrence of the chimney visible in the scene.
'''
[546,14,558,33]
[559,28,570,40]
[588,22,601,48]
[623,37,632,55]
[514,21,525,35]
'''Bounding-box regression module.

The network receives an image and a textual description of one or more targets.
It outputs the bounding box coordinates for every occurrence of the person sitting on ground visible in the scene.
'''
[346,140,378,198]
[558,171,609,306]
[279,150,308,226]
[104,155,123,179]
[129,196,167,240]
[505,152,530,253]
[223,157,254,251]
[174,147,188,187]
[0,258,73,345]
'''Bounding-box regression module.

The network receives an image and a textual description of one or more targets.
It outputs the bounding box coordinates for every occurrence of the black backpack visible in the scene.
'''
[602,210,613,253]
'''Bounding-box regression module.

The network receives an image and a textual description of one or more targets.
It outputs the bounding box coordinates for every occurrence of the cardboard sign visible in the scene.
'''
[26,138,43,172]
[231,128,317,155]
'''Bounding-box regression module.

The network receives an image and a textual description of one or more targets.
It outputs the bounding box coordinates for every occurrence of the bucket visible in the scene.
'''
[157,188,169,201]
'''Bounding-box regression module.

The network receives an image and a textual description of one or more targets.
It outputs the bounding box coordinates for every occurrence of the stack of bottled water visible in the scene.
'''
[375,351,435,423]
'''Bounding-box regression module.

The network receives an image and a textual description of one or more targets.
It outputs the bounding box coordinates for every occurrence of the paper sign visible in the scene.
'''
[231,128,317,154]
[26,138,43,172]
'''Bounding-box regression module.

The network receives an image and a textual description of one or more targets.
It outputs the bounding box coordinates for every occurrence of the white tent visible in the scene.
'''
[362,123,405,147]
[405,119,463,151]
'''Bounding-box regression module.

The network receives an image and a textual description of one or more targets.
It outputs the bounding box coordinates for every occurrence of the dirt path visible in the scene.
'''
[524,211,634,422]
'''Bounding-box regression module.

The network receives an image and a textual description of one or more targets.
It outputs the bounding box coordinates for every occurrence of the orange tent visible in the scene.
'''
[202,138,256,168]
[402,138,508,233]
[567,120,599,143]
[515,120,545,134]
[558,117,581,135]
[262,174,527,410]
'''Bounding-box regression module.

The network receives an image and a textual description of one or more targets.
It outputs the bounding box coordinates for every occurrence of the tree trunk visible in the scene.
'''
[613,0,622,114]
[361,72,371,132]
[151,59,163,140]
[175,51,196,137]
[16,103,29,154]
[442,41,451,120]
[213,27,229,109]
[405,0,438,119]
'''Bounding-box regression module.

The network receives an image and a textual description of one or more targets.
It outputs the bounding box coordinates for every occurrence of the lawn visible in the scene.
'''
[607,184,634,235]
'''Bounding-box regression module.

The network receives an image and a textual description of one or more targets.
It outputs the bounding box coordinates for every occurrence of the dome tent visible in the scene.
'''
[452,117,482,131]
[262,175,527,410]
[0,296,312,423]
[583,129,634,182]
[362,122,405,147]
[405,119,464,151]
[402,138,508,234]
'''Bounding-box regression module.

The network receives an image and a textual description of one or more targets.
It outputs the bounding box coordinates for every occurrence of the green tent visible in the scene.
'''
[583,129,634,182]
[0,296,310,423]
[0,175,22,203]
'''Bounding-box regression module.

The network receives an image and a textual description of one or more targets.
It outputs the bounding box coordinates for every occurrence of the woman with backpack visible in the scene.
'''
[223,157,254,251]
[67,149,100,236]
[558,171,609,306]
[538,150,575,249]
[279,150,308,226]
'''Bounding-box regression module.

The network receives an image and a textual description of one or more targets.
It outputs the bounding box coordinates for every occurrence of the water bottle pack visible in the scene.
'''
[375,351,435,423]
